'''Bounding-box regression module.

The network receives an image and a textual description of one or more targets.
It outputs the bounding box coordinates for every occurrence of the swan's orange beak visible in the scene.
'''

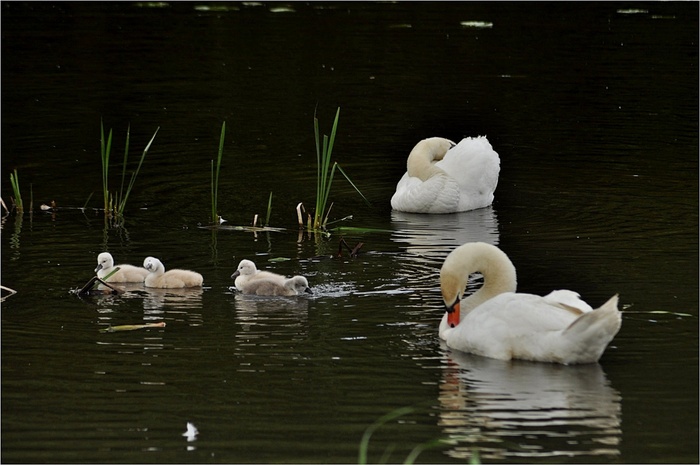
[446,299,461,328]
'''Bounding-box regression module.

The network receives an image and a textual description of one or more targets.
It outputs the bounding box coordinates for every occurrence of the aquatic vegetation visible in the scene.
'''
[265,191,273,226]
[306,107,369,232]
[9,169,23,213]
[211,121,226,224]
[99,121,159,218]
[358,407,450,464]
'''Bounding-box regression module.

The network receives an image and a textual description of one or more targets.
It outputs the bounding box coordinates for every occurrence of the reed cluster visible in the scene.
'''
[99,121,159,218]
[306,107,369,231]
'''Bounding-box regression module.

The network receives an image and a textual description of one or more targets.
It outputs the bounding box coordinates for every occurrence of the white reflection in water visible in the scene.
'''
[233,293,310,358]
[391,206,500,259]
[140,287,204,310]
[437,346,621,461]
[390,207,499,291]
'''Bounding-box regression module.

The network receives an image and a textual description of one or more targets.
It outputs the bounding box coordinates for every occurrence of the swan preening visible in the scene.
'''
[231,259,311,296]
[391,136,500,214]
[439,242,621,364]
[95,252,149,283]
[143,257,204,288]
[241,276,313,296]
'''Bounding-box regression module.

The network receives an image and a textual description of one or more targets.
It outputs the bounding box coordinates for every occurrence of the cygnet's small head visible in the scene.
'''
[95,252,114,273]
[289,276,312,295]
[231,259,257,279]
[143,256,161,272]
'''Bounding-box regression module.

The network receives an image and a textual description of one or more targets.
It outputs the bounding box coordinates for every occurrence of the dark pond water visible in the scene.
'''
[2,2,698,463]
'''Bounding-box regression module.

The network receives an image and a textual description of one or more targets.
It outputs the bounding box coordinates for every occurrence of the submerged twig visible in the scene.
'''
[100,322,166,333]
[77,268,124,296]
[337,237,364,258]
[1,285,18,302]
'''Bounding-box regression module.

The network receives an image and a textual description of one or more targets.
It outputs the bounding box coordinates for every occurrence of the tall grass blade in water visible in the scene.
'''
[311,107,370,231]
[117,124,131,211]
[99,120,158,217]
[117,126,158,215]
[211,121,226,224]
[9,169,23,213]
[358,407,414,464]
[265,191,273,226]
[100,120,114,213]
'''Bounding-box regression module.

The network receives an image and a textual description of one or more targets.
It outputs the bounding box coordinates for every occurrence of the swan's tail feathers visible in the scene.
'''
[561,294,622,364]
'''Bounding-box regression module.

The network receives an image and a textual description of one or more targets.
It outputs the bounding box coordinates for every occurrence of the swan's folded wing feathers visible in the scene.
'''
[543,290,594,313]
[391,173,459,213]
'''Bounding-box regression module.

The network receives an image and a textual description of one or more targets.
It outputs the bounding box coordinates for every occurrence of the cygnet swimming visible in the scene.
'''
[241,275,312,296]
[95,252,149,283]
[143,257,203,288]
[231,259,285,291]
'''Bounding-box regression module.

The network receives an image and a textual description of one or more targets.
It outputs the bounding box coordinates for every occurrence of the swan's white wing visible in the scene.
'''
[543,290,594,313]
[444,292,581,360]
[390,172,460,213]
[435,136,500,211]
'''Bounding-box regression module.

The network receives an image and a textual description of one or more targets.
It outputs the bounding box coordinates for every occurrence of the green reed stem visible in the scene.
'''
[358,407,414,465]
[100,120,113,213]
[211,121,226,224]
[265,191,273,226]
[313,107,340,229]
[100,120,157,217]
[9,169,23,213]
[311,107,370,231]
[117,126,158,216]
[118,123,131,210]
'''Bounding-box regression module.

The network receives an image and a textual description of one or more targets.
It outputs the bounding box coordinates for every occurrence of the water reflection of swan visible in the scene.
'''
[232,293,309,367]
[390,208,499,290]
[391,207,499,260]
[437,347,621,461]
[233,293,309,327]
[141,287,204,309]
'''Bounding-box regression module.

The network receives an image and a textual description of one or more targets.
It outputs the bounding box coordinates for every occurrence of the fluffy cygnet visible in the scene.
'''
[143,256,203,288]
[95,252,149,283]
[241,275,312,296]
[231,259,285,291]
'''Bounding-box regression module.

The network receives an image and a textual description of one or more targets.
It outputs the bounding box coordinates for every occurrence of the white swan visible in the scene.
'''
[241,275,312,296]
[231,259,285,291]
[439,242,621,364]
[391,136,500,213]
[95,252,148,283]
[143,257,203,288]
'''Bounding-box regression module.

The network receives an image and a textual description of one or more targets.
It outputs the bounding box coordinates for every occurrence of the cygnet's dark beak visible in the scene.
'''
[94,264,103,273]
[231,270,240,279]
[304,287,313,294]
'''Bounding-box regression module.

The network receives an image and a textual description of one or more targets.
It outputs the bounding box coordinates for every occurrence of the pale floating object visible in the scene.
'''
[143,257,203,288]
[439,242,621,364]
[100,322,166,333]
[183,422,198,442]
[460,20,493,28]
[617,8,648,14]
[391,136,500,213]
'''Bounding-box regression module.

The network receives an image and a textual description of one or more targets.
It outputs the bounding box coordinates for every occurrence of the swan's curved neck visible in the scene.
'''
[443,243,517,313]
[151,261,165,275]
[406,138,451,181]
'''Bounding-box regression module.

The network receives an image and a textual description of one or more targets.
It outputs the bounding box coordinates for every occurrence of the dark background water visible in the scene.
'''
[2,2,698,463]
